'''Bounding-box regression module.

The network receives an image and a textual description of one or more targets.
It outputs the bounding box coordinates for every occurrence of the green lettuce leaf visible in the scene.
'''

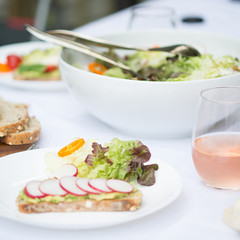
[84,138,158,186]
[18,64,46,73]
[85,142,112,166]
[104,67,129,79]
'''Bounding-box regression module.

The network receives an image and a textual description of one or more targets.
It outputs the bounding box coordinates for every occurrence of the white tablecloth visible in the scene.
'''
[1,0,240,239]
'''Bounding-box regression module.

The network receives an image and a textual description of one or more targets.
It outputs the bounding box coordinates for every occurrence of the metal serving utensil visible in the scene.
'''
[47,29,201,57]
[25,24,149,80]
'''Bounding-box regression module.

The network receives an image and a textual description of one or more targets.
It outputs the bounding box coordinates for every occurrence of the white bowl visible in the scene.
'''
[59,30,240,138]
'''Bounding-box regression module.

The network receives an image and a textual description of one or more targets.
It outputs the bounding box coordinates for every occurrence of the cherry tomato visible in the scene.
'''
[7,55,22,70]
[45,65,57,73]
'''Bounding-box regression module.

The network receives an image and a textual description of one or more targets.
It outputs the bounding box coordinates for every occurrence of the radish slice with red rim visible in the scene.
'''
[88,178,113,193]
[53,164,78,178]
[39,179,67,196]
[24,180,46,198]
[106,179,133,193]
[76,178,100,194]
[59,176,87,196]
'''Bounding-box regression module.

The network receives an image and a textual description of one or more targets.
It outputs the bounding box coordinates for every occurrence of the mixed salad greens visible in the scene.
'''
[45,138,158,186]
[86,49,240,81]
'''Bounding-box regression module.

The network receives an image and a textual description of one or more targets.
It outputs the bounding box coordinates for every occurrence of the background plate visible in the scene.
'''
[0,41,65,91]
[0,147,183,229]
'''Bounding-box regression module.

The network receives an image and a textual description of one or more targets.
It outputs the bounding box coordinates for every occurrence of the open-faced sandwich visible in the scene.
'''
[17,177,142,213]
[0,47,61,81]
[17,138,158,213]
[13,47,61,81]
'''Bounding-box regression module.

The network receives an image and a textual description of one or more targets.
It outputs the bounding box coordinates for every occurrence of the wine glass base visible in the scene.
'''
[204,182,240,191]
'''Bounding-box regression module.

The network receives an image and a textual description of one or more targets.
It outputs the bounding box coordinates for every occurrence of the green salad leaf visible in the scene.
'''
[103,67,128,79]
[83,138,158,186]
[101,50,240,81]
[85,142,113,166]
[18,64,46,73]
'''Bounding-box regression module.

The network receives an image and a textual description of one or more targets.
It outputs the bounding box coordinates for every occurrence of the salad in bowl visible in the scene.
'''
[86,49,240,81]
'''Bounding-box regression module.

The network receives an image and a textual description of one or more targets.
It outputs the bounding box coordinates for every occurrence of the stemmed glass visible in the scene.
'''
[192,87,240,190]
[128,5,176,30]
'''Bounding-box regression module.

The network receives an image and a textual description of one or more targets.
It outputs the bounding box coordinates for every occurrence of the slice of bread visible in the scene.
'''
[2,117,41,145]
[13,71,61,81]
[0,101,29,137]
[16,191,142,213]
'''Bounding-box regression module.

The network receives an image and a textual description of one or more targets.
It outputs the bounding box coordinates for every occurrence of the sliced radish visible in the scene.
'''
[88,178,113,193]
[53,164,78,178]
[76,178,100,194]
[59,176,87,196]
[24,180,46,198]
[106,179,133,193]
[39,179,67,196]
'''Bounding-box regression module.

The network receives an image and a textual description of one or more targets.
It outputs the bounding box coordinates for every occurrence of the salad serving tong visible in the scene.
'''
[25,24,201,80]
[25,24,149,80]
[47,29,201,57]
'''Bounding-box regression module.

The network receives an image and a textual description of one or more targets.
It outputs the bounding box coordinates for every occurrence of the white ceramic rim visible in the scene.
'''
[59,29,240,86]
[200,86,240,104]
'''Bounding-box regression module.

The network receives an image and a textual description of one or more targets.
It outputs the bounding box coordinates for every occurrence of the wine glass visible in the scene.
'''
[192,87,240,190]
[128,5,176,30]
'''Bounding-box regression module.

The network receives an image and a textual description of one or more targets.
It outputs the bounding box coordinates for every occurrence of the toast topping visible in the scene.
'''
[19,177,139,204]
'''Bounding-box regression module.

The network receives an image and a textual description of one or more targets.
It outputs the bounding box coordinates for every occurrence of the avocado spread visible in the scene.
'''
[15,65,60,79]
[20,188,140,204]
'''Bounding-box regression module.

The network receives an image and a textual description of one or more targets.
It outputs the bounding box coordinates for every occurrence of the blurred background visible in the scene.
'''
[1,0,240,46]
[0,0,145,46]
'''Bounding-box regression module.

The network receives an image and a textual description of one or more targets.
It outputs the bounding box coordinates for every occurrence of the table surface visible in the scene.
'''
[1,0,240,239]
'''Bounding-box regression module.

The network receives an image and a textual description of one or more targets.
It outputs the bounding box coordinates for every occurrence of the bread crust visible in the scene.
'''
[13,71,61,81]
[16,192,142,213]
[0,104,29,137]
[2,117,40,145]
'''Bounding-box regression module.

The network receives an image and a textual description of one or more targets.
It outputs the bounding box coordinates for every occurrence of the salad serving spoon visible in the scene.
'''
[47,29,201,57]
[25,24,149,80]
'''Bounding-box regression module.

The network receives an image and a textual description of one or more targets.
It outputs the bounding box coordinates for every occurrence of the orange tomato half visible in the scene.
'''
[58,138,85,157]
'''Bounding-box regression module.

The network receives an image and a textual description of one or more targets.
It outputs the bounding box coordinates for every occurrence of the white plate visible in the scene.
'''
[0,147,183,229]
[0,41,65,91]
